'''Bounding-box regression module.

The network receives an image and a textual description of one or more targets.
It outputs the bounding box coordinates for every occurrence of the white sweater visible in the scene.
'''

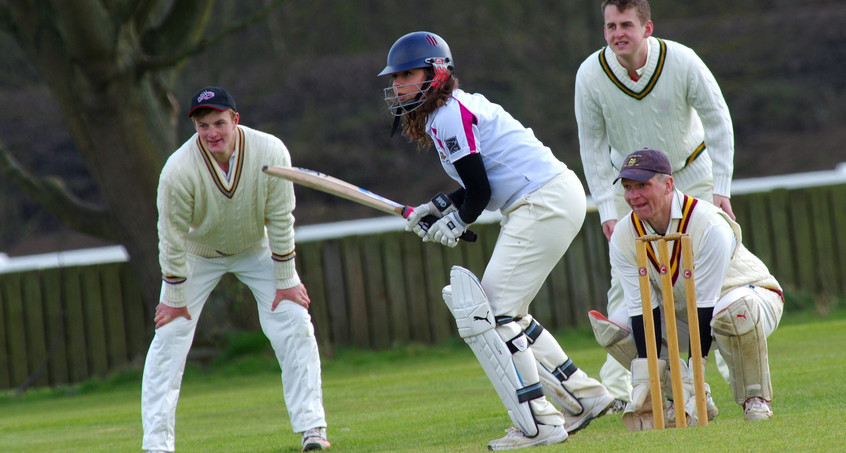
[157,125,299,307]
[611,191,781,316]
[575,37,734,223]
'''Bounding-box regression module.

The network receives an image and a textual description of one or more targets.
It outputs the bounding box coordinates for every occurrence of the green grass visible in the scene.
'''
[2,310,845,452]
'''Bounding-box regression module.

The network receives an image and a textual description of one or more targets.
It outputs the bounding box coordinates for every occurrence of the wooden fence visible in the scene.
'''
[1,183,844,390]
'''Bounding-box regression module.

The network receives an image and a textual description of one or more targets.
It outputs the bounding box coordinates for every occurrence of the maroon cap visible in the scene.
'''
[188,86,237,118]
[613,149,672,184]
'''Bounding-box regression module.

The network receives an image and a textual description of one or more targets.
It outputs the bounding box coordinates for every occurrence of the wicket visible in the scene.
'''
[635,233,708,428]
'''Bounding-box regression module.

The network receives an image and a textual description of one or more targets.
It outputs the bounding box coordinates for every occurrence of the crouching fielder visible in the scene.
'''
[378,31,612,450]
[593,149,783,431]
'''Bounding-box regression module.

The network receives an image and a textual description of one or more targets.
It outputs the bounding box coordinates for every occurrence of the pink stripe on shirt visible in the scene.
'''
[458,100,478,153]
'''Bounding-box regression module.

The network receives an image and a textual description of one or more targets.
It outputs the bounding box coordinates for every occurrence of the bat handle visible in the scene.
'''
[459,230,478,242]
[403,206,477,243]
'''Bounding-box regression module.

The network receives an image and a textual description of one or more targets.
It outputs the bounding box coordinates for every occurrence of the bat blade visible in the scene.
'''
[262,165,476,242]
[262,165,409,217]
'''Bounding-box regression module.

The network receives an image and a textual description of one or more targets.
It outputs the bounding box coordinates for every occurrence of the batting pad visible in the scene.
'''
[711,293,772,404]
[444,266,540,437]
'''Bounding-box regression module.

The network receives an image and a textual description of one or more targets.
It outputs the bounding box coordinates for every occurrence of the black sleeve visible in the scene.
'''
[450,153,491,225]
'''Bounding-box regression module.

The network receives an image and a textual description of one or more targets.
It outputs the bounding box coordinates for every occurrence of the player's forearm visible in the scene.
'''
[690,66,735,196]
[266,205,298,288]
[575,105,617,221]
[452,153,490,224]
[580,146,618,223]
[156,184,192,306]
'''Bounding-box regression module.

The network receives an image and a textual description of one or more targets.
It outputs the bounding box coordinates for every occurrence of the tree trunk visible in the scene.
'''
[51,75,177,313]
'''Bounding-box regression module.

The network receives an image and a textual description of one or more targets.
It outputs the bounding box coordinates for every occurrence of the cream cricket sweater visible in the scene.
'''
[157,125,299,307]
[575,37,735,223]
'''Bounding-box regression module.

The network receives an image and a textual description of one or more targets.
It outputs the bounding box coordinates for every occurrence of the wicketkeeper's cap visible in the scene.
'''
[188,86,237,118]
[613,148,672,184]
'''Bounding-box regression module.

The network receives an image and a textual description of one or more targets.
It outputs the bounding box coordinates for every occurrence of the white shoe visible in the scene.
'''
[302,427,331,451]
[706,392,719,420]
[667,392,719,426]
[743,397,772,421]
[665,400,689,427]
[564,392,614,434]
[487,424,568,451]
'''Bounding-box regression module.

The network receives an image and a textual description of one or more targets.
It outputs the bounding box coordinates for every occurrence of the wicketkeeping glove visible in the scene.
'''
[424,211,467,248]
[404,192,456,238]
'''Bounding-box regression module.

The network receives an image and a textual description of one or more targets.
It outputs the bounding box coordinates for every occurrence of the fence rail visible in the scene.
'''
[1,169,845,390]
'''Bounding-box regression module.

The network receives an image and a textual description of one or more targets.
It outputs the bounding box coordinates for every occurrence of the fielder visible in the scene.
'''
[575,0,737,405]
[600,149,783,430]
[141,87,330,452]
[378,31,613,450]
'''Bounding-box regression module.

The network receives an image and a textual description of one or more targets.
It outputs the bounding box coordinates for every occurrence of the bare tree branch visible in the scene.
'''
[137,0,286,73]
[0,142,116,241]
[53,0,116,61]
[128,0,162,31]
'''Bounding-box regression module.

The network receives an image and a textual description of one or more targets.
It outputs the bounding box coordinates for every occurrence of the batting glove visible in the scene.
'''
[405,193,456,238]
[425,211,467,247]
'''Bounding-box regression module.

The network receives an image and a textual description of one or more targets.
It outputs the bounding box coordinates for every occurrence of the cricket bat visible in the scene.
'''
[262,165,477,242]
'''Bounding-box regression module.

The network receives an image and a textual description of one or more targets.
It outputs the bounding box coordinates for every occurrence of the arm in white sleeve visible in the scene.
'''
[686,51,734,197]
[156,171,193,307]
[575,68,619,223]
[264,141,301,290]
[691,216,736,307]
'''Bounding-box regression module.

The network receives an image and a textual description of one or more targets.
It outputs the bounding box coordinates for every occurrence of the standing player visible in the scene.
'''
[379,31,613,450]
[606,149,782,429]
[141,87,330,452]
[575,0,736,406]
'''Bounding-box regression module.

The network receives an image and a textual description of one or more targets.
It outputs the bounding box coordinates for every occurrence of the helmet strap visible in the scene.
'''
[390,115,402,137]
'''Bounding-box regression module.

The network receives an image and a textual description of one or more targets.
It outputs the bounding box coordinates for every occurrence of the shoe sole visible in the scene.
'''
[565,395,615,435]
[487,431,568,451]
[302,440,331,451]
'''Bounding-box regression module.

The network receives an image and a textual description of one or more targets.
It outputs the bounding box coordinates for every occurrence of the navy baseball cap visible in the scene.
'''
[188,86,237,117]
[613,149,672,184]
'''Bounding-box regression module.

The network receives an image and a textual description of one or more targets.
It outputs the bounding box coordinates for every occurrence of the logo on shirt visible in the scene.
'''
[445,136,461,154]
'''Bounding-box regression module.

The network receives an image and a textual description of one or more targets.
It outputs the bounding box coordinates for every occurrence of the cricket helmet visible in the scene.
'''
[379,31,454,118]
[378,31,454,79]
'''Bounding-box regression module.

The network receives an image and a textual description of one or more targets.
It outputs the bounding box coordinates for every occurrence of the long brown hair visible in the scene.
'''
[401,68,459,150]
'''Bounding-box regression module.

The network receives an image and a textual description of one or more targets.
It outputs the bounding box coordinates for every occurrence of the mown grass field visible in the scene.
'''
[1,310,844,452]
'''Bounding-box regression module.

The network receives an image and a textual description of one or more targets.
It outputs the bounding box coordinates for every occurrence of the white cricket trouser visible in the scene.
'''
[601,170,721,401]
[484,170,586,318]
[141,244,326,452]
[482,169,588,425]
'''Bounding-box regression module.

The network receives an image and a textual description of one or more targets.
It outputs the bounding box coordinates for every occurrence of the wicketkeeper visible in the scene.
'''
[378,31,613,450]
[592,149,783,430]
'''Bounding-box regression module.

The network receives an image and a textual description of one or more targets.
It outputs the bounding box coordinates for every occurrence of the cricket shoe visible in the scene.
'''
[666,392,719,426]
[665,400,692,427]
[302,427,331,451]
[487,424,568,451]
[743,397,772,421]
[564,392,615,434]
[705,392,719,420]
